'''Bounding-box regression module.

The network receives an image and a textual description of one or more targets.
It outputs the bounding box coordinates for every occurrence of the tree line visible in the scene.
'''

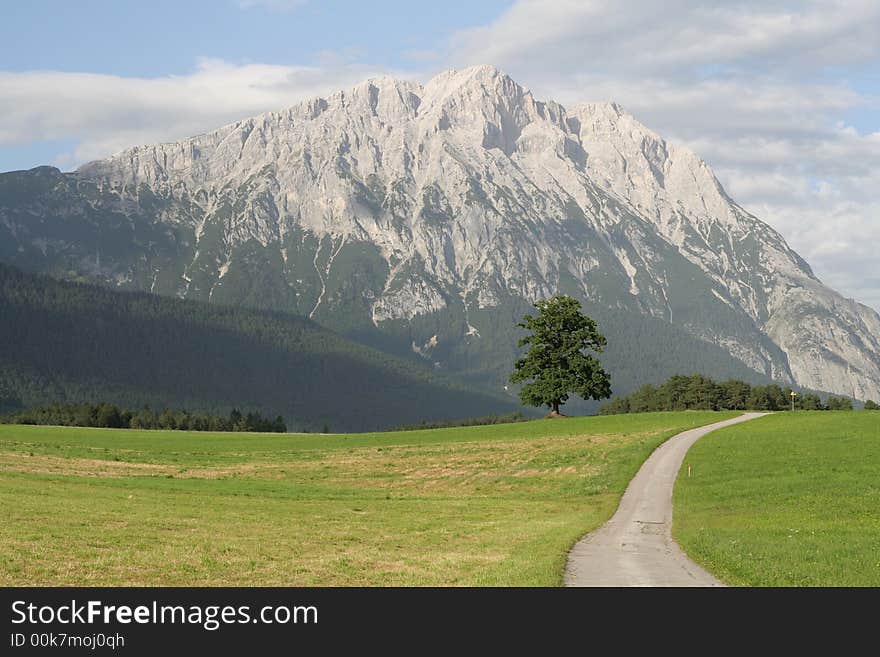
[599,374,858,414]
[1,403,287,432]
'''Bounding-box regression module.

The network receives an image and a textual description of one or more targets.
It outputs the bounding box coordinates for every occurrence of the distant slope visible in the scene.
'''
[391,291,787,415]
[0,264,517,431]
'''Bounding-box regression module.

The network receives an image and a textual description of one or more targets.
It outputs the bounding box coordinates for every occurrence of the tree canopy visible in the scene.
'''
[509,295,612,415]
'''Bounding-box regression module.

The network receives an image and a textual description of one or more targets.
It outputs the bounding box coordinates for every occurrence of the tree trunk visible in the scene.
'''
[546,401,566,418]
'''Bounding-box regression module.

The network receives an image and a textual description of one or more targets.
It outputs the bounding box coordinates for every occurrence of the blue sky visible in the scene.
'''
[0,1,511,79]
[0,0,878,311]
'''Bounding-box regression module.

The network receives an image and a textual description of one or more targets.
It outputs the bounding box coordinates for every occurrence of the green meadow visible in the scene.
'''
[674,411,880,586]
[0,412,735,586]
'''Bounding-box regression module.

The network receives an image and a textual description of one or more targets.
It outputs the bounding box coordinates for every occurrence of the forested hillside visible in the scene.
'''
[0,264,516,431]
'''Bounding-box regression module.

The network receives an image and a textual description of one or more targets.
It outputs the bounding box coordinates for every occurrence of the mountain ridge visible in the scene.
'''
[3,65,878,401]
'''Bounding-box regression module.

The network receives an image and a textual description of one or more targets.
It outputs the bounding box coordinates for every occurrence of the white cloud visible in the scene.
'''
[0,58,397,166]
[451,0,880,76]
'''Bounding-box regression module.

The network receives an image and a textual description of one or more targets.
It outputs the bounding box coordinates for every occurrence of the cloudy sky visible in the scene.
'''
[2,0,878,311]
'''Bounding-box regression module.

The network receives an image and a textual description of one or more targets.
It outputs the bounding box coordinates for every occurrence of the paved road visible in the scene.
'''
[564,413,766,587]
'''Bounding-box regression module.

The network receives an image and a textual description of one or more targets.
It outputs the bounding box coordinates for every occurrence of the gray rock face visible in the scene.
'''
[8,66,880,400]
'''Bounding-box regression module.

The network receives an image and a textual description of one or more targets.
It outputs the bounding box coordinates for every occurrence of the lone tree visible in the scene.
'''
[510,295,612,416]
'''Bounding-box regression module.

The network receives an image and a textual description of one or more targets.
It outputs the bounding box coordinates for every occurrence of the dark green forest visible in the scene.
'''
[599,373,856,414]
[2,402,287,432]
[0,264,517,431]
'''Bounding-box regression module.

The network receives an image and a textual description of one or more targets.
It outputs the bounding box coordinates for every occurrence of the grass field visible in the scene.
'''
[674,411,880,586]
[0,411,736,586]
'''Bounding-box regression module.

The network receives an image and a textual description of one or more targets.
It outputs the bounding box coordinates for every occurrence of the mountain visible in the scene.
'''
[1,65,878,401]
[0,263,517,431]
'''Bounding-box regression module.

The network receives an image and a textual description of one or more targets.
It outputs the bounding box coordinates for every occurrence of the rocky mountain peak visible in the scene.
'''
[422,64,516,97]
[6,67,878,402]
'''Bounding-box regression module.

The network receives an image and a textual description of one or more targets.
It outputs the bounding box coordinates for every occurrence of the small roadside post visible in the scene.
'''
[790,390,798,412]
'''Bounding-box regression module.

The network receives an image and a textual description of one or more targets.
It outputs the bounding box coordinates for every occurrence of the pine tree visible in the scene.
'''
[720,379,751,410]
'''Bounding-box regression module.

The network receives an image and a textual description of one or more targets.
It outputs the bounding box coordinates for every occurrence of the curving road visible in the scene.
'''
[564,412,767,587]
